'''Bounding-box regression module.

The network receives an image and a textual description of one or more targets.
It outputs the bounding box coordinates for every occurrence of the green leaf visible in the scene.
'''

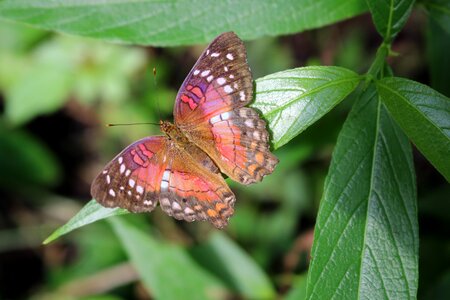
[365,0,415,41]
[252,66,361,149]
[427,17,450,97]
[0,126,60,189]
[306,85,418,299]
[43,200,128,244]
[424,0,450,35]
[5,61,73,125]
[109,216,227,300]
[0,0,367,46]
[196,232,276,299]
[376,77,450,181]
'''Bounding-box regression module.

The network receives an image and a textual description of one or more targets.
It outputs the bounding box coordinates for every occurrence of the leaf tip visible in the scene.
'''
[42,231,59,245]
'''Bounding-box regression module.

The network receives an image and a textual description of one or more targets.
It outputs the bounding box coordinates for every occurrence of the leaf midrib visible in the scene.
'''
[356,99,382,300]
[263,77,360,119]
[385,0,395,40]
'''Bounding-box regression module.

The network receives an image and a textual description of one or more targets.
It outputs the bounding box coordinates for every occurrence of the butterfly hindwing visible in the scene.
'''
[174,32,278,184]
[159,147,235,229]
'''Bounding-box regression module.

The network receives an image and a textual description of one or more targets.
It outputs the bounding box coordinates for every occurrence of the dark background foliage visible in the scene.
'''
[0,0,448,299]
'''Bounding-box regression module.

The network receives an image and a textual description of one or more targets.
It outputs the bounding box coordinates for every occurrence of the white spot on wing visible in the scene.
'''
[193,70,200,75]
[224,85,233,94]
[125,169,131,176]
[172,202,181,210]
[144,200,153,206]
[129,179,135,188]
[127,191,132,196]
[245,119,255,128]
[136,185,144,194]
[211,52,220,57]
[224,66,228,72]
[240,91,246,101]
[206,49,210,55]
[109,189,116,197]
[118,157,123,164]
[106,175,111,184]
[220,111,231,120]
[207,75,214,82]
[162,170,170,181]
[253,131,261,140]
[184,207,195,214]
[201,70,210,77]
[102,170,107,174]
[209,115,221,125]
[161,181,169,191]
[120,164,125,174]
[226,53,234,60]
[229,74,234,79]
[216,77,226,85]
[239,108,248,117]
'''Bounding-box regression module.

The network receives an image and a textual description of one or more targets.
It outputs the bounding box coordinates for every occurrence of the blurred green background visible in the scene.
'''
[0,9,448,300]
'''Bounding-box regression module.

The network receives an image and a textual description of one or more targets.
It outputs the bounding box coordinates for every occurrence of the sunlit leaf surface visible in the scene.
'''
[253,66,361,149]
[0,0,367,46]
[44,200,128,244]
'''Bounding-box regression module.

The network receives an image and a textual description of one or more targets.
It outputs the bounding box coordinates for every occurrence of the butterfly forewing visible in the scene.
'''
[91,136,168,212]
[174,32,253,124]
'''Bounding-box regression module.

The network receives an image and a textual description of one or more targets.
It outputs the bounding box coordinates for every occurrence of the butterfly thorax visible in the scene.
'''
[160,120,190,147]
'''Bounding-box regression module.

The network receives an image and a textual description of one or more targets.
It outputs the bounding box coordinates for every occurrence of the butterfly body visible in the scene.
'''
[160,120,190,147]
[91,32,278,228]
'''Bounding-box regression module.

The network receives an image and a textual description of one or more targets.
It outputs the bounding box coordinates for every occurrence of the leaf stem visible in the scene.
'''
[364,42,390,88]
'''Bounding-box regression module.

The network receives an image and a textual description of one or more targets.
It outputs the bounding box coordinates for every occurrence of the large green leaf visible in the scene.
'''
[109,216,227,300]
[306,85,418,299]
[43,200,128,244]
[0,0,367,46]
[377,77,450,181]
[252,66,361,149]
[423,0,450,34]
[365,0,415,41]
[193,232,275,299]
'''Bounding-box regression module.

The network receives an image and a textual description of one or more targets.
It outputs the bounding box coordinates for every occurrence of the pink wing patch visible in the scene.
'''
[91,136,169,213]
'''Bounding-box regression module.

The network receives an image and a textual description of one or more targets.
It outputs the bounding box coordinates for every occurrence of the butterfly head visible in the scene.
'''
[160,120,190,146]
[159,120,173,134]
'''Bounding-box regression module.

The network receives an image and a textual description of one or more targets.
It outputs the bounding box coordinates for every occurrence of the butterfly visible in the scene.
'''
[91,32,278,229]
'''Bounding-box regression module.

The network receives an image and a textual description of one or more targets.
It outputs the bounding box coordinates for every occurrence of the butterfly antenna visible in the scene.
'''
[107,122,160,127]
[153,67,162,120]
